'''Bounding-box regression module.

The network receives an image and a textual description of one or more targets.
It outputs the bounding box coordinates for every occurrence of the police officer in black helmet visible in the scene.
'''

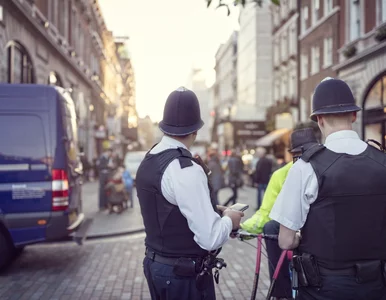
[137,87,244,300]
[270,78,386,300]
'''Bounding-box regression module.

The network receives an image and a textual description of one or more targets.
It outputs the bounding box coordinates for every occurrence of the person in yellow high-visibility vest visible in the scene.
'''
[241,127,319,299]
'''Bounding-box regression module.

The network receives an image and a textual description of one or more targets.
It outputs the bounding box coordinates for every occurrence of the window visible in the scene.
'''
[0,5,3,22]
[281,74,287,99]
[280,0,288,20]
[301,54,309,80]
[5,42,34,84]
[349,0,361,41]
[289,73,295,97]
[311,46,320,74]
[323,37,333,68]
[289,25,297,55]
[281,33,288,61]
[324,0,333,15]
[49,0,58,27]
[301,6,309,34]
[274,40,280,65]
[273,7,279,26]
[0,115,46,160]
[312,0,320,26]
[378,0,386,23]
[289,0,297,11]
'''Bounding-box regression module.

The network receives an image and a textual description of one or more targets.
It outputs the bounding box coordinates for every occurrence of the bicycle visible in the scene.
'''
[235,230,297,300]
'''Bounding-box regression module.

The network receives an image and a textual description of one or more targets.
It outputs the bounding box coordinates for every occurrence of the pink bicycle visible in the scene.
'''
[236,230,297,300]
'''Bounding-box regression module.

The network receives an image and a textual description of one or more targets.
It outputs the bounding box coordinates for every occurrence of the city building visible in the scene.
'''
[271,0,299,126]
[235,1,272,150]
[0,0,137,160]
[213,31,238,153]
[298,0,340,122]
[137,116,155,150]
[334,0,386,148]
[187,68,211,146]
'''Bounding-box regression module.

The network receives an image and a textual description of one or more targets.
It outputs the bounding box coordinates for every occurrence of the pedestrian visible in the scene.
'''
[242,126,319,299]
[97,147,113,211]
[223,150,243,207]
[270,78,386,300]
[136,87,244,300]
[207,149,225,205]
[254,147,272,210]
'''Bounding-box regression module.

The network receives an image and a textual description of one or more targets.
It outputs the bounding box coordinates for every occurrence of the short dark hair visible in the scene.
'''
[294,121,322,143]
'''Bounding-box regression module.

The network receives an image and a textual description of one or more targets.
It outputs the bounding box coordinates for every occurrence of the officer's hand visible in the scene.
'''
[216,205,228,215]
[223,208,244,231]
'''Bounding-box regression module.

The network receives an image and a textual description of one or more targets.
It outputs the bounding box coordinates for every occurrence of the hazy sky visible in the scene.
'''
[99,0,239,121]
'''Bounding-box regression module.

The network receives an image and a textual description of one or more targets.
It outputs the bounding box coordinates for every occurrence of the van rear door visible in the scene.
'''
[0,114,52,214]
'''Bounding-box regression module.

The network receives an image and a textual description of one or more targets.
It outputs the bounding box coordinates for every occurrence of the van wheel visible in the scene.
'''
[0,231,14,270]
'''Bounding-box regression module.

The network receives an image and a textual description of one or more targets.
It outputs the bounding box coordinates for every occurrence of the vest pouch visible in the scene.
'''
[173,258,197,277]
[292,255,309,287]
[355,261,382,284]
[300,253,322,287]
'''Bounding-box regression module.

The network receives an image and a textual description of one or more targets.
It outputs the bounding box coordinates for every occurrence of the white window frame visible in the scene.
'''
[301,6,309,34]
[348,0,361,42]
[311,46,320,75]
[281,33,288,61]
[324,0,333,16]
[301,53,309,80]
[289,25,297,55]
[289,71,295,97]
[377,0,386,24]
[312,0,320,26]
[274,40,280,65]
[323,37,333,68]
[281,74,287,99]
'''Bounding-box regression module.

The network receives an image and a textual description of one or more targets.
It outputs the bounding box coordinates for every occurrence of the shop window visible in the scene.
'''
[5,41,35,84]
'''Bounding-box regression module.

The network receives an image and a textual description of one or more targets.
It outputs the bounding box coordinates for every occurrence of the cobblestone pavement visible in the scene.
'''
[0,233,273,300]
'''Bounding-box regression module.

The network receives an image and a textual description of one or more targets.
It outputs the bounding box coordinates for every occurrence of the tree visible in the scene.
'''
[206,0,280,16]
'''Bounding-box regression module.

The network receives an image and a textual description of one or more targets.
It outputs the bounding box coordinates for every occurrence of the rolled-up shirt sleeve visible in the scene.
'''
[166,160,232,251]
[269,160,319,231]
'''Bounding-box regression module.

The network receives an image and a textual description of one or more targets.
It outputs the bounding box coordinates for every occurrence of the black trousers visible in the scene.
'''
[297,274,386,300]
[143,257,215,300]
[263,220,292,298]
[223,186,237,206]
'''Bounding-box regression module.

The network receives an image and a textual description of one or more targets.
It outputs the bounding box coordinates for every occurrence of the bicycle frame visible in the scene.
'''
[247,233,295,300]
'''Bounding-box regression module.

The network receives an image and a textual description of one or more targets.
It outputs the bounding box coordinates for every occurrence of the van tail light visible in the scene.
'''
[52,169,69,211]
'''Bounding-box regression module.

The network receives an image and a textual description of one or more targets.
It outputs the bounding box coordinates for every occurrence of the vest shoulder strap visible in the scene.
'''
[178,157,194,169]
[301,144,326,162]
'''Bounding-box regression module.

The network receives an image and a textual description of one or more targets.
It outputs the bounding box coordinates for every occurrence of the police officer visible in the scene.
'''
[136,87,244,300]
[270,78,386,300]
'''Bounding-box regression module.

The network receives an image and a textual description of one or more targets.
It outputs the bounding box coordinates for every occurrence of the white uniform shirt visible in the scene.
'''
[269,130,368,231]
[150,136,232,251]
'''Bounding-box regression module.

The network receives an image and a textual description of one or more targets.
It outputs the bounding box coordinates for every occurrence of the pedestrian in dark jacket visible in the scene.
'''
[223,151,244,206]
[254,147,272,210]
[207,150,224,205]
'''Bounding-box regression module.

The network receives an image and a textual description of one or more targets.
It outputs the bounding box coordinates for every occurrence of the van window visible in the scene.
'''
[0,115,46,161]
[61,95,79,164]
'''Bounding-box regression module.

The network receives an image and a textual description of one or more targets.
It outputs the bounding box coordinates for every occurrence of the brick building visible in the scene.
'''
[0,0,137,159]
[334,0,386,148]
[298,0,340,122]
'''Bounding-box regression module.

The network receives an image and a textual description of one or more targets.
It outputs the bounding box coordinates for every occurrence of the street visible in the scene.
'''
[0,184,274,300]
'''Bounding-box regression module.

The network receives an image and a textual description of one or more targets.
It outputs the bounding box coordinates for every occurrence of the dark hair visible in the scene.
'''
[293,121,322,143]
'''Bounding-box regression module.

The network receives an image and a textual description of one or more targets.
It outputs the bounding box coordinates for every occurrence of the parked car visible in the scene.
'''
[0,84,91,270]
[124,151,147,182]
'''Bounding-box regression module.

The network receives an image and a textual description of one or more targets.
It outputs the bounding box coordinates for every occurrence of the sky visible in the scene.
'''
[98,0,239,122]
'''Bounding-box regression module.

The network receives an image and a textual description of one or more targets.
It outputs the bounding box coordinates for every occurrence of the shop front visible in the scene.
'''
[362,73,386,148]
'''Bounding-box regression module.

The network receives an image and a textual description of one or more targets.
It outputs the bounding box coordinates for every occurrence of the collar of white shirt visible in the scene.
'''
[325,130,360,145]
[160,135,188,150]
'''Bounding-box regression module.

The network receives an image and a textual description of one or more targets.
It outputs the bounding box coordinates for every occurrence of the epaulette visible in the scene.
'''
[301,144,326,162]
[366,139,386,153]
[177,147,194,169]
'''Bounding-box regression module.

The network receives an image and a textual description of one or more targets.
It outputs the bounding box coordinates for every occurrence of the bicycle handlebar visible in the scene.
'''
[235,230,278,241]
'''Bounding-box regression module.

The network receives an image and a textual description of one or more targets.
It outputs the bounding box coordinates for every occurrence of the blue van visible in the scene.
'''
[0,84,91,269]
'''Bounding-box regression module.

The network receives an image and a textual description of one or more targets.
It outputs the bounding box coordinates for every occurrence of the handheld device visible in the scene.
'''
[229,203,249,212]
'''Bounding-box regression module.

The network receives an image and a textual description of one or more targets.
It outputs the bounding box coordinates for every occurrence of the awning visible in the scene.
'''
[255,128,290,147]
